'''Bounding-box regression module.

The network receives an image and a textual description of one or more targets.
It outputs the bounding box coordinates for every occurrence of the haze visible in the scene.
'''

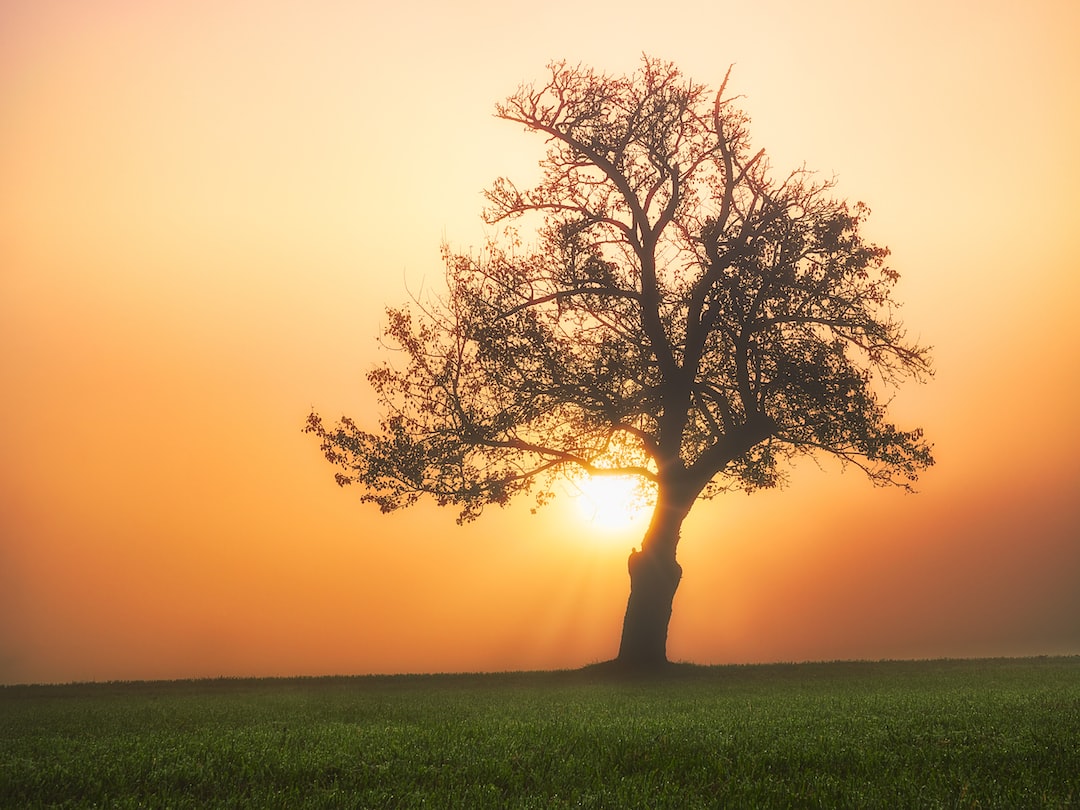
[2,0,1078,684]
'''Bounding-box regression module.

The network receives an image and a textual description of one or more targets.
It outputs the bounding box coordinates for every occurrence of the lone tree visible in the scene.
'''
[307,58,933,668]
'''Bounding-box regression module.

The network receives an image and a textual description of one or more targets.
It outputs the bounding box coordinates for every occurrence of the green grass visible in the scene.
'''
[2,658,1077,808]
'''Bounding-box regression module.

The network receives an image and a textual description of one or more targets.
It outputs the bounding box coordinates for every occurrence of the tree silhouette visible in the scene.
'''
[307,57,933,668]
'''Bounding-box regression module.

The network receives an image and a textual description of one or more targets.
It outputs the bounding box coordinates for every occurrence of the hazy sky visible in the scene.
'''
[2,0,1078,684]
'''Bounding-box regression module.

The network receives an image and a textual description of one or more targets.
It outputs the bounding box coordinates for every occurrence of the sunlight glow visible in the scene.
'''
[3,0,1078,684]
[572,474,650,534]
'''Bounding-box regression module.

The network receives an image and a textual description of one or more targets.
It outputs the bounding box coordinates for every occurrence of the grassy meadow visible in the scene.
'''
[2,657,1077,808]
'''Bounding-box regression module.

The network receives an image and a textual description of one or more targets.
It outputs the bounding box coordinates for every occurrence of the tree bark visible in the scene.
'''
[615,485,694,668]
[616,542,683,668]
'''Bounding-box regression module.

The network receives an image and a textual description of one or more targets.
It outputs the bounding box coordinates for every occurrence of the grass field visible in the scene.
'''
[2,657,1077,808]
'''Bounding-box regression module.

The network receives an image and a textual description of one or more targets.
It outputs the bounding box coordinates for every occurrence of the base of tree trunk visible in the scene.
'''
[616,546,682,669]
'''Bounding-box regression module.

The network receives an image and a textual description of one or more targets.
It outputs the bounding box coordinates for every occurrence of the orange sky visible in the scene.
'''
[2,0,1079,684]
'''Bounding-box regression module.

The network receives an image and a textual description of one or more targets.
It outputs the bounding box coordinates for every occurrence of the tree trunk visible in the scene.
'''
[615,487,693,669]
[616,543,683,668]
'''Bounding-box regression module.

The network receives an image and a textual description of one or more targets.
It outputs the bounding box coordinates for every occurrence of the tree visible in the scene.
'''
[306,57,933,669]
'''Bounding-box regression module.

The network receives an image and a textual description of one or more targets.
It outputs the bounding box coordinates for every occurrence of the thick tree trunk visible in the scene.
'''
[611,419,774,669]
[616,542,682,668]
[615,486,694,669]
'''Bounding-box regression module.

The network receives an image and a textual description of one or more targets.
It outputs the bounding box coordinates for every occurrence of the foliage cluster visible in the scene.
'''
[3,658,1077,808]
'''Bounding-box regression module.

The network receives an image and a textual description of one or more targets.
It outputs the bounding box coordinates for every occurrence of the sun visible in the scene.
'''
[571,474,650,533]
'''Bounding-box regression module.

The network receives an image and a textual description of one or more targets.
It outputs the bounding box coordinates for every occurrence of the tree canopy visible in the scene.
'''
[307,57,933,526]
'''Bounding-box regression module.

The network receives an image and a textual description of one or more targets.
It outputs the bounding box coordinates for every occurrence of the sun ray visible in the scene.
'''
[570,474,651,534]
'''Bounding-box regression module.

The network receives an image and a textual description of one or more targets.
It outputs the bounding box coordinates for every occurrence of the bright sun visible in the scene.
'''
[572,474,650,533]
